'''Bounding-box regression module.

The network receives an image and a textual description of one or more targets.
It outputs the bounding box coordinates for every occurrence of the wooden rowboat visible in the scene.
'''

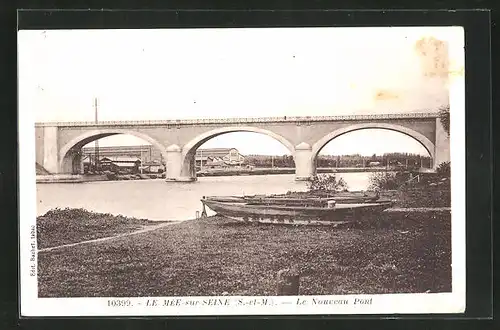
[241,190,380,204]
[200,197,394,226]
[243,195,379,205]
[203,192,381,206]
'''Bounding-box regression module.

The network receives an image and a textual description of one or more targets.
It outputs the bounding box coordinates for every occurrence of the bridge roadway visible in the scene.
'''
[35,112,450,181]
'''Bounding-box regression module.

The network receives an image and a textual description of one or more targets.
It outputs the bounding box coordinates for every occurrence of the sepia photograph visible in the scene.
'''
[19,24,465,316]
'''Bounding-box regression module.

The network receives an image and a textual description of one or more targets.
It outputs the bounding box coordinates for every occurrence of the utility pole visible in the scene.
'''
[140,149,143,174]
[271,155,274,168]
[200,149,203,171]
[94,97,99,173]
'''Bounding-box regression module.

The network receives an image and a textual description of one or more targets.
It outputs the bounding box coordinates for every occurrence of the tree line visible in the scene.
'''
[243,153,432,168]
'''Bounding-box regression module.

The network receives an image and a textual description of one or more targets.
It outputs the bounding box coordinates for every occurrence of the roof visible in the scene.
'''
[195,156,212,161]
[101,156,141,162]
[141,162,163,167]
[195,148,238,157]
[82,145,152,152]
[114,162,140,167]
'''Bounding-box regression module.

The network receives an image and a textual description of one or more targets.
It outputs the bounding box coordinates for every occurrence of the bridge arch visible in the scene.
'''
[59,129,168,174]
[311,123,435,163]
[178,126,296,179]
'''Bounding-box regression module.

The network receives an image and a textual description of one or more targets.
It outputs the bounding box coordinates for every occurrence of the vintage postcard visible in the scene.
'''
[19,25,465,316]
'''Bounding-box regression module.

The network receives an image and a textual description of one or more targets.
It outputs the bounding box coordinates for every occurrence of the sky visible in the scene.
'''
[18,26,464,156]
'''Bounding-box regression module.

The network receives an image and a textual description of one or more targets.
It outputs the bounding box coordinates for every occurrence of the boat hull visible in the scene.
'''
[201,199,394,226]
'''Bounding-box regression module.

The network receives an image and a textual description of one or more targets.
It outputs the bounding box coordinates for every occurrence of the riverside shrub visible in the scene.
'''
[368,171,408,191]
[308,174,348,193]
[436,161,451,178]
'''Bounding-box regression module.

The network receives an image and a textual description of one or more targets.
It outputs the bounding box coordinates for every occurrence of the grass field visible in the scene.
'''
[37,209,451,297]
[37,208,173,249]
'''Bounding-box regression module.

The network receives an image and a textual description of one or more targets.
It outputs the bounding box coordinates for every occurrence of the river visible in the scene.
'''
[36,172,374,221]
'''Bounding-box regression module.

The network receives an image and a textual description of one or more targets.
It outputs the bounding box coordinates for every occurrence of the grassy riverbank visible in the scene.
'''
[37,208,173,249]
[38,212,451,297]
[37,181,452,297]
[37,185,451,297]
[380,186,451,208]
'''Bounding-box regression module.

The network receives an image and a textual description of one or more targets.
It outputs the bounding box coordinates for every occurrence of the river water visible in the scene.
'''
[36,173,373,221]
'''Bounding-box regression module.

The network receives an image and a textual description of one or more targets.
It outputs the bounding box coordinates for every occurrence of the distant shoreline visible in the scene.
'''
[36,167,426,184]
[36,167,434,184]
[197,167,393,177]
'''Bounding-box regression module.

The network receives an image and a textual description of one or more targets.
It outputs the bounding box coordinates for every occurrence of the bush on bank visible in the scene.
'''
[436,161,451,178]
[368,166,451,192]
[308,174,349,193]
[368,171,409,191]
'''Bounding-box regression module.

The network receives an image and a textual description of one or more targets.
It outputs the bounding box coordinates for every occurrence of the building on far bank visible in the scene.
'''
[100,156,141,173]
[81,145,244,172]
[195,148,245,170]
[368,161,381,167]
[140,161,165,173]
[83,155,142,174]
[82,145,163,164]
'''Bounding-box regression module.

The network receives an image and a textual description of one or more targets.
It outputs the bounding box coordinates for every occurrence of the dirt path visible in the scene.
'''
[38,221,181,253]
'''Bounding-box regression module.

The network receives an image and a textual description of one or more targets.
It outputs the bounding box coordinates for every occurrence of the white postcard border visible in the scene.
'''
[19,26,466,317]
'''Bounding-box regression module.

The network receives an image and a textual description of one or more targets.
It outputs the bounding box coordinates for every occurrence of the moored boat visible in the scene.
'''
[242,190,380,204]
[200,196,394,226]
[203,190,381,206]
[243,195,379,205]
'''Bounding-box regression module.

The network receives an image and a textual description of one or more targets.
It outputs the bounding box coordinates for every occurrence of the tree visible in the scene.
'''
[438,104,450,136]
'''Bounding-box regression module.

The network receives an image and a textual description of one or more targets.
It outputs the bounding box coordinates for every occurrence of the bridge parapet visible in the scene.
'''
[34,112,439,127]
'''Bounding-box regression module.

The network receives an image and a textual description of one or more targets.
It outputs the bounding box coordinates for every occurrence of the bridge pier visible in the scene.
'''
[433,118,450,169]
[164,144,196,182]
[42,126,60,174]
[294,142,316,181]
[60,149,83,174]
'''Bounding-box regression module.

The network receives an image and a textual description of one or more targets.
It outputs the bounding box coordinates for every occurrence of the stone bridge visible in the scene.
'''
[35,112,450,181]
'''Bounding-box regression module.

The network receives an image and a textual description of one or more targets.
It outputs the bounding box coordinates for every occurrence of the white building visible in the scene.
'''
[195,148,245,169]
